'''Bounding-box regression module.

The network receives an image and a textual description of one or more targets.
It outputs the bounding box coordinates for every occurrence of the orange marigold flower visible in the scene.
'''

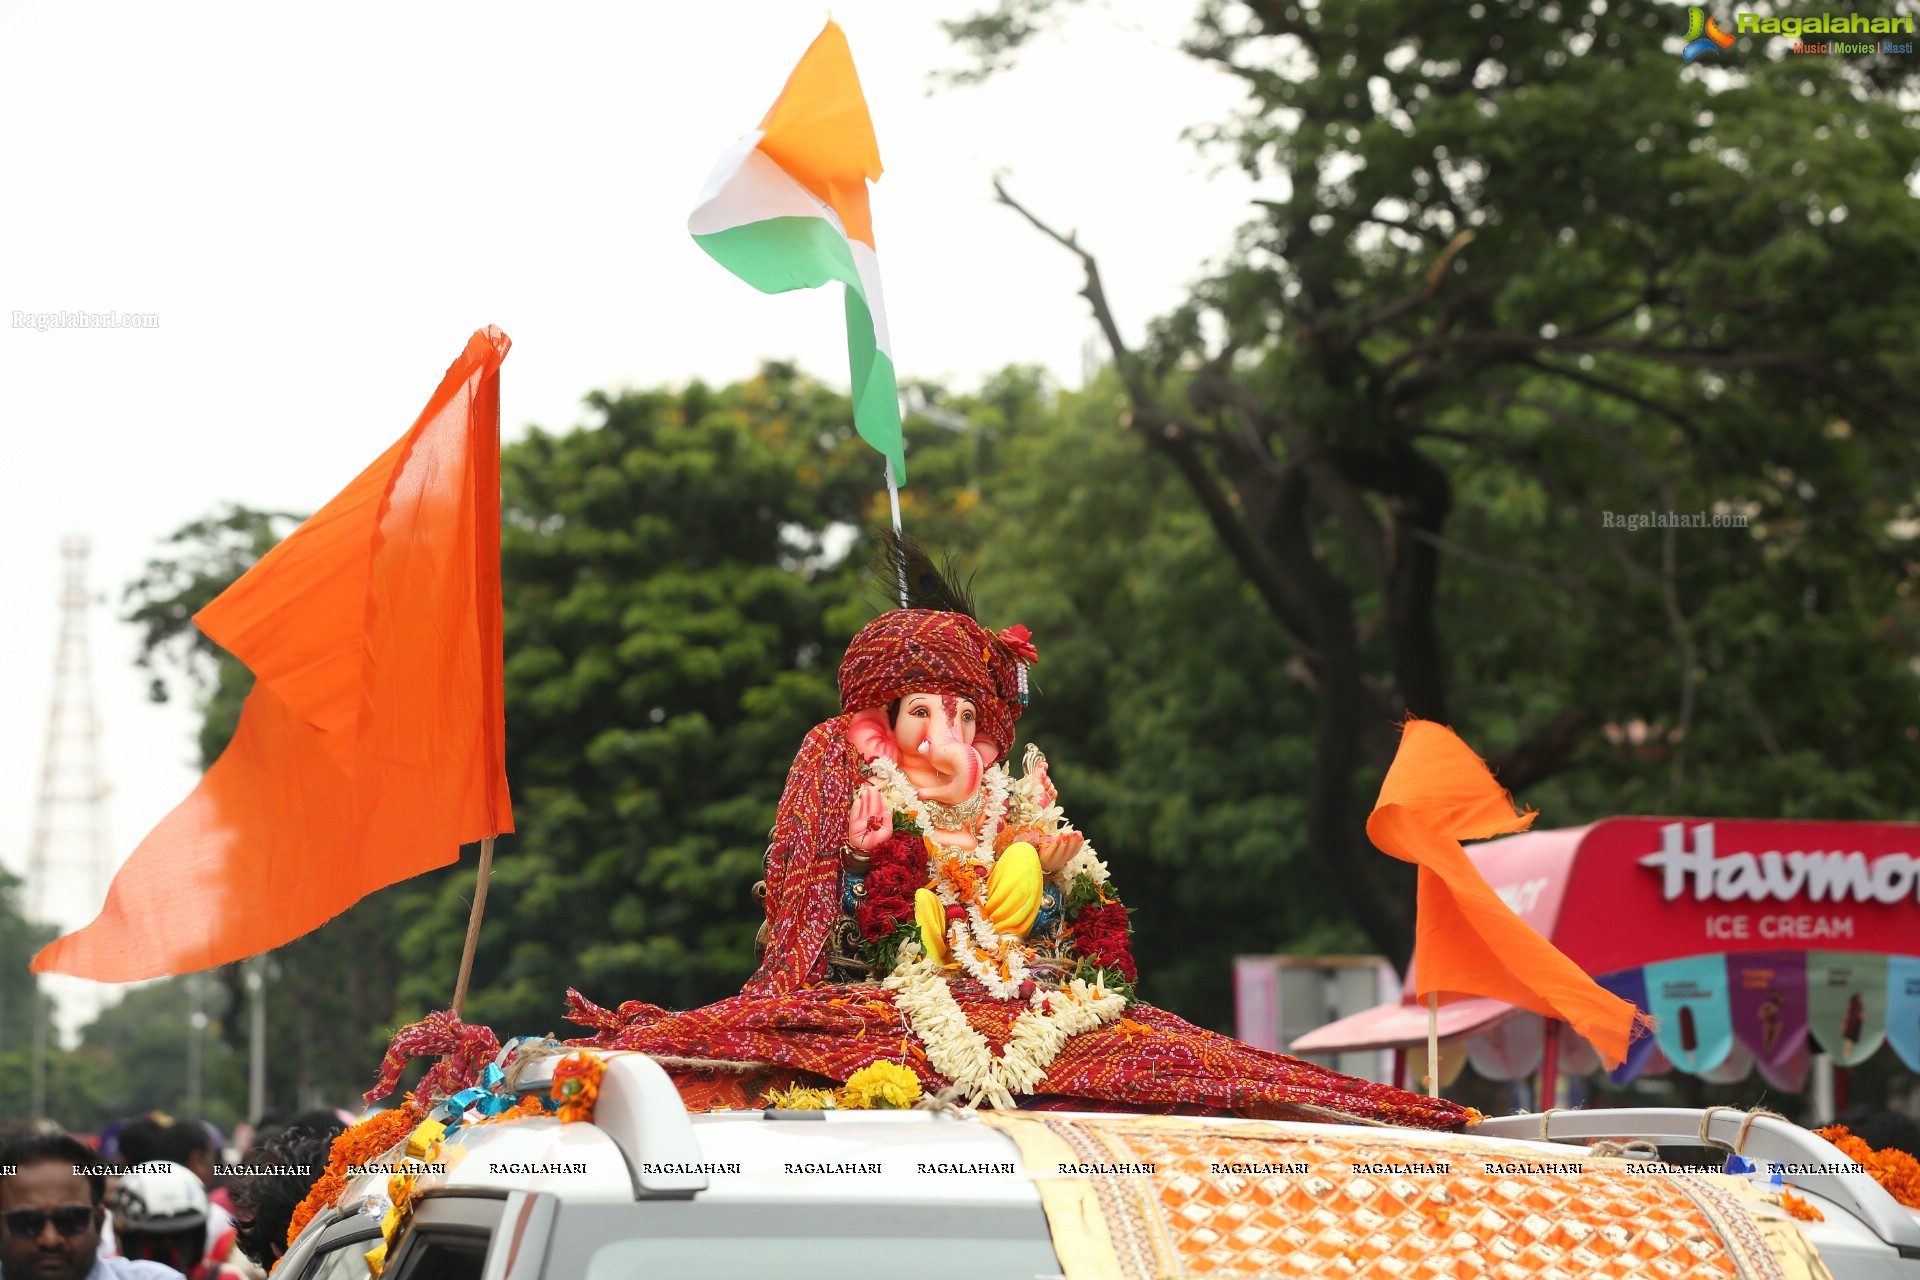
[551,1050,606,1124]
[286,1105,423,1248]
[1816,1125,1920,1210]
[1780,1191,1824,1223]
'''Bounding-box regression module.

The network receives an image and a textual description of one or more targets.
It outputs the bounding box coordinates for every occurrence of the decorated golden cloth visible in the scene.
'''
[984,1114,1829,1280]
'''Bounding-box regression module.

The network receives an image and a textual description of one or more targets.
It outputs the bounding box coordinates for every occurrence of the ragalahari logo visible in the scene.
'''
[1682,5,1739,59]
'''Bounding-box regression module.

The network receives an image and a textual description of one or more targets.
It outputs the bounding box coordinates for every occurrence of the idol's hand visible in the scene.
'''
[1028,754,1059,809]
[847,783,892,852]
[1037,831,1083,874]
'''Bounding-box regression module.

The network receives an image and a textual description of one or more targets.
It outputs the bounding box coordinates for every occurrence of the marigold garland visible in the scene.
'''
[551,1050,606,1123]
[366,1119,448,1277]
[1815,1124,1920,1209]
[285,1105,422,1249]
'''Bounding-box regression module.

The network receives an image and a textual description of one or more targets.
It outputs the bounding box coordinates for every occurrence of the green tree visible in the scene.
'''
[0,867,72,1125]
[126,505,305,766]
[898,369,1367,1029]
[946,0,1920,964]
[69,977,246,1133]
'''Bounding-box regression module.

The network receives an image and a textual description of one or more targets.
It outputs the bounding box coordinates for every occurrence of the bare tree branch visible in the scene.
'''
[994,176,1416,962]
[992,177,1324,660]
[1490,708,1593,792]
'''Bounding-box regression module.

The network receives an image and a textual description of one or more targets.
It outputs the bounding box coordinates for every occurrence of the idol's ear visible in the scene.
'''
[847,707,898,762]
[972,740,1002,771]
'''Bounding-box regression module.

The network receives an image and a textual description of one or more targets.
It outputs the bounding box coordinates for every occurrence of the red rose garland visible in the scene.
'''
[855,833,926,942]
[1072,902,1136,982]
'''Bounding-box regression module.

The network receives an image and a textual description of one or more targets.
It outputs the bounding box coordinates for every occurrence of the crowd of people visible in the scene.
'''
[0,1112,343,1280]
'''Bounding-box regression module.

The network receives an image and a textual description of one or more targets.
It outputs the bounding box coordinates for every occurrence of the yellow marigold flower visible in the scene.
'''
[840,1060,923,1110]
[761,1085,838,1111]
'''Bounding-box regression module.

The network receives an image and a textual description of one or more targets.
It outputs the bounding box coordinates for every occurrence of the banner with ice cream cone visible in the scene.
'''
[1727,950,1809,1067]
[1885,955,1920,1073]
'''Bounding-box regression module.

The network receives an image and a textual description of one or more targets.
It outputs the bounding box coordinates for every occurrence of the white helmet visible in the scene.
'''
[112,1160,209,1232]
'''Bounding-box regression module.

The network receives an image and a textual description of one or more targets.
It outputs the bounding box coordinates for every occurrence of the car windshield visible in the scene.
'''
[549,1201,1060,1279]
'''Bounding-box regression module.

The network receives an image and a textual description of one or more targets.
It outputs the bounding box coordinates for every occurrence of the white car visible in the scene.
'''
[277,1053,1920,1280]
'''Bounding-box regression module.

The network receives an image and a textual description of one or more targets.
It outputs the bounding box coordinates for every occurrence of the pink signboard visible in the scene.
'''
[1547,818,1920,975]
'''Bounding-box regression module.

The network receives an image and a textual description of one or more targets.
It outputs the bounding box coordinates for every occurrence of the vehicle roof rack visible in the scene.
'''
[513,1051,708,1198]
[1473,1107,1920,1257]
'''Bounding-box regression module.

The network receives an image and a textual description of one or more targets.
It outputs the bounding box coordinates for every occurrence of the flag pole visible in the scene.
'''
[452,836,496,1019]
[1426,992,1440,1097]
[886,458,908,609]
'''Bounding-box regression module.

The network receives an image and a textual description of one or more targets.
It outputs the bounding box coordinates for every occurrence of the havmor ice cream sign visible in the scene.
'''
[1463,818,1920,979]
[1639,821,1918,943]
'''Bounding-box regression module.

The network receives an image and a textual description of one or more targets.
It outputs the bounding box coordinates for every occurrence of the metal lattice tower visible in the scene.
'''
[25,536,112,1118]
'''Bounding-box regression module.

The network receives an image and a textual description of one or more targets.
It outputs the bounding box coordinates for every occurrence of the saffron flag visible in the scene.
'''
[689,20,904,482]
[35,327,515,982]
[1367,718,1641,1068]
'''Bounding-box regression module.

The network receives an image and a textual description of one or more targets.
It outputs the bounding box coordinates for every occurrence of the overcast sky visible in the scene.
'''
[0,1,1262,1022]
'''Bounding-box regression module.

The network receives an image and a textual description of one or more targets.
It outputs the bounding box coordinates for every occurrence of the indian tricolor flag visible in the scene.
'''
[690,21,905,482]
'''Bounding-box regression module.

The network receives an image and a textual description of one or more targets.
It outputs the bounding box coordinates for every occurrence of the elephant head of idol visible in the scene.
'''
[837,605,1033,810]
[848,692,998,806]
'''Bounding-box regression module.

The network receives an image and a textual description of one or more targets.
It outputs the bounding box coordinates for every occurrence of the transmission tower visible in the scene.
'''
[25,536,112,1118]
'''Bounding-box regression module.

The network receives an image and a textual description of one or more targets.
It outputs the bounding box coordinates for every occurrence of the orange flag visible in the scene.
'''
[35,328,515,982]
[1367,718,1640,1068]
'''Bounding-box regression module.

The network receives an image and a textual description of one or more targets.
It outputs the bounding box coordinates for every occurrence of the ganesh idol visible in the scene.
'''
[567,554,1467,1127]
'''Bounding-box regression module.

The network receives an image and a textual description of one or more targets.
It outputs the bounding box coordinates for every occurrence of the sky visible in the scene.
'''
[0,1,1262,1030]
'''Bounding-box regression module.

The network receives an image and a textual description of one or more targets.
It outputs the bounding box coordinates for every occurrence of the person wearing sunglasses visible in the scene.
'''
[0,1129,181,1280]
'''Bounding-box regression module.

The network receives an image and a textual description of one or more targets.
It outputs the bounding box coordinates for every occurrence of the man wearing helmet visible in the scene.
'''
[108,1164,220,1280]
[0,1129,182,1280]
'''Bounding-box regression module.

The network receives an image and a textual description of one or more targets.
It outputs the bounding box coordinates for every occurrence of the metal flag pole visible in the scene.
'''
[1427,992,1441,1097]
[886,458,908,609]
[247,956,268,1122]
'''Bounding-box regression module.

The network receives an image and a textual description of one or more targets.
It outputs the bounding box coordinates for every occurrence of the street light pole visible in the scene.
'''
[248,957,267,1123]
[186,975,205,1119]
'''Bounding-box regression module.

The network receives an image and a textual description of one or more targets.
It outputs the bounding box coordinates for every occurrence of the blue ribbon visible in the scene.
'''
[431,1087,491,1131]
[1722,1154,1783,1187]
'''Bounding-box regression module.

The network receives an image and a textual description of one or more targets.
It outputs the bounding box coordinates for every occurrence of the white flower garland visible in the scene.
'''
[884,950,1126,1109]
[943,900,1030,1001]
[1059,842,1110,887]
[866,756,1012,853]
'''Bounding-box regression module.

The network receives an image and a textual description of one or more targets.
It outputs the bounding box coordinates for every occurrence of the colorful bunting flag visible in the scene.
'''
[1885,955,1920,1073]
[1727,950,1809,1066]
[1808,950,1888,1066]
[1645,954,1735,1074]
